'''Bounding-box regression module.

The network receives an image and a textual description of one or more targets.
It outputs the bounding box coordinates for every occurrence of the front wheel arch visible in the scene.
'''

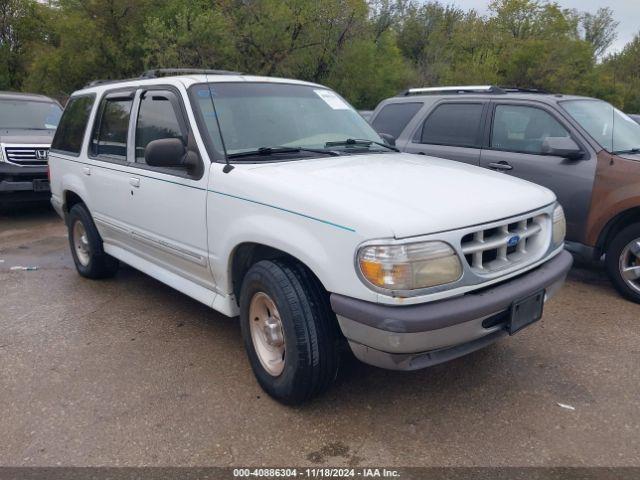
[229,242,329,305]
[597,207,640,257]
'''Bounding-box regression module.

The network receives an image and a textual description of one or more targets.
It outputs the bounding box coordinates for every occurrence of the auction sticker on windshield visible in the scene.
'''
[314,89,350,110]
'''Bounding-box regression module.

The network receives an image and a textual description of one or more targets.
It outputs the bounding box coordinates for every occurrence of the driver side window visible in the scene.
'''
[135,90,186,164]
[491,105,570,155]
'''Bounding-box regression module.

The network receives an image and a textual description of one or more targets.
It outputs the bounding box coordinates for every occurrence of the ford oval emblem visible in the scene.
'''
[507,235,520,247]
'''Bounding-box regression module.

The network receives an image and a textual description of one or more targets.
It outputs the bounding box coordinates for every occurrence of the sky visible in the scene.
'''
[448,0,639,54]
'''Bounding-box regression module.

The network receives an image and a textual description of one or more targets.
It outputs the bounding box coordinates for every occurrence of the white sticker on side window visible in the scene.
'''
[314,89,350,110]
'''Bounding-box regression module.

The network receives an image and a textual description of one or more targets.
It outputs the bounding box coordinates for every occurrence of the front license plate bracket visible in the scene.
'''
[508,290,545,335]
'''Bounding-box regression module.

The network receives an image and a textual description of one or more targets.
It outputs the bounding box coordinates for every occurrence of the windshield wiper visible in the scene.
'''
[324,138,399,152]
[612,147,640,155]
[227,146,340,159]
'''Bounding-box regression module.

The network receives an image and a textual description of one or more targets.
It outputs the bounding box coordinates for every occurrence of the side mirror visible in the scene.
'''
[145,138,187,168]
[144,137,201,176]
[542,137,584,160]
[379,132,396,147]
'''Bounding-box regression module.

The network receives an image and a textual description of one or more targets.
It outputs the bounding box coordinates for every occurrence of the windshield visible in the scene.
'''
[191,82,384,159]
[0,100,62,130]
[561,99,640,154]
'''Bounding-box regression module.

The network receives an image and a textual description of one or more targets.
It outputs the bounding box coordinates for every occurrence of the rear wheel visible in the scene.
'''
[605,223,640,304]
[67,203,119,279]
[239,259,339,405]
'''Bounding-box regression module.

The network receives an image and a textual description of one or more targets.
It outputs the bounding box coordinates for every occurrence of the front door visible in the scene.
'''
[479,102,597,242]
[120,86,214,293]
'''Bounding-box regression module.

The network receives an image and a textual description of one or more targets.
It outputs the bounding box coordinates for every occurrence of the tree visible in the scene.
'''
[0,0,51,89]
[25,0,161,96]
[143,0,236,70]
[0,0,634,113]
[579,7,618,59]
[396,2,466,85]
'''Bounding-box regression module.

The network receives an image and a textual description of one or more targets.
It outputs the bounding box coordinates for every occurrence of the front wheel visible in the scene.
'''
[605,223,640,304]
[239,259,340,405]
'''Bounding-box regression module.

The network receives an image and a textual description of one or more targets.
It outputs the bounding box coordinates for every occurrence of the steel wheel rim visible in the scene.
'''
[249,292,286,377]
[619,238,640,294]
[73,221,91,267]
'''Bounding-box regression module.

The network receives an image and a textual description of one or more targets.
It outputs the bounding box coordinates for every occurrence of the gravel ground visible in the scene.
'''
[1,206,639,467]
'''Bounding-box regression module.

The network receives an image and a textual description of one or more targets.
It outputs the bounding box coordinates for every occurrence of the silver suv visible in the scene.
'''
[0,91,63,207]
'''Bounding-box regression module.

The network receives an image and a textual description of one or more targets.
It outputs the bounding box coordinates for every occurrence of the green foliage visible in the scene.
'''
[1,0,638,111]
[0,0,52,90]
[142,0,236,71]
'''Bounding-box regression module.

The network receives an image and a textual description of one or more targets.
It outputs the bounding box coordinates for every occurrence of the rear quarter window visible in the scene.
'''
[371,102,423,139]
[51,95,96,156]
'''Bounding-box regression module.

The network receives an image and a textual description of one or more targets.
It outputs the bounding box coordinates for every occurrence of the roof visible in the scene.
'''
[385,90,593,105]
[72,74,325,97]
[0,91,59,103]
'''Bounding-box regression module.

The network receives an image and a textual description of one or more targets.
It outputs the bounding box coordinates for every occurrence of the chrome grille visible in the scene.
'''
[461,215,545,272]
[4,147,49,166]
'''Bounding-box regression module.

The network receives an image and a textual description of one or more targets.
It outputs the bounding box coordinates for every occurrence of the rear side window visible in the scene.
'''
[371,102,422,138]
[90,95,133,160]
[135,91,185,163]
[51,95,95,156]
[419,103,484,147]
[491,105,570,154]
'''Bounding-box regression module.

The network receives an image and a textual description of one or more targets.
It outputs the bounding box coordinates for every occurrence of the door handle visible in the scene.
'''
[487,161,513,171]
[82,167,91,176]
[129,177,140,188]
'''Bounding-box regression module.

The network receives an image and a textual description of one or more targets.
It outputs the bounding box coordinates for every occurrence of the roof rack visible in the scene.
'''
[400,85,506,96]
[140,68,242,78]
[84,79,132,88]
[84,68,242,88]
[499,86,550,94]
[399,85,553,96]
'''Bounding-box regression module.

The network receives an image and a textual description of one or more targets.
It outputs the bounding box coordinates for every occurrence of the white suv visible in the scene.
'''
[49,69,573,404]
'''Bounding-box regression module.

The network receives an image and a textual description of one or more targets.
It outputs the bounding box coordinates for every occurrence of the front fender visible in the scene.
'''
[206,199,378,304]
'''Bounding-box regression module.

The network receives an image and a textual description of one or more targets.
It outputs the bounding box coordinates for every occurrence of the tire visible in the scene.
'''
[67,203,119,279]
[239,259,340,405]
[605,223,640,304]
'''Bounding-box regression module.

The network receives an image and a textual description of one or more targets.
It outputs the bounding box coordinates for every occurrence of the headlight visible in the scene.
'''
[0,145,4,162]
[552,204,566,246]
[357,241,462,292]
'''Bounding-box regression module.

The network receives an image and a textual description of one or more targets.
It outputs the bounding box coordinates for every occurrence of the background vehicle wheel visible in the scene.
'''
[239,259,340,405]
[67,203,119,279]
[605,223,640,304]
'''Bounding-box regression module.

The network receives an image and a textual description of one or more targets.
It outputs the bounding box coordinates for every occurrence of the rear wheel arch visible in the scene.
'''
[63,190,87,215]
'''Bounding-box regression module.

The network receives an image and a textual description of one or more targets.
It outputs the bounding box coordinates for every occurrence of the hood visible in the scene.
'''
[0,129,55,145]
[619,152,640,162]
[237,153,556,239]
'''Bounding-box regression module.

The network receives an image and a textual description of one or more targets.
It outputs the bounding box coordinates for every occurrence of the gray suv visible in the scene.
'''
[370,86,640,303]
[0,91,63,207]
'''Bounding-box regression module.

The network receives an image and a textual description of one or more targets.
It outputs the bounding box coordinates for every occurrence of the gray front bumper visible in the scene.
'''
[0,163,49,195]
[331,250,573,370]
[0,180,45,192]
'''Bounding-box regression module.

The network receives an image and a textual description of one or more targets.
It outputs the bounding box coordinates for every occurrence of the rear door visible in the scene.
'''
[402,101,487,165]
[85,89,137,246]
[479,101,597,241]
